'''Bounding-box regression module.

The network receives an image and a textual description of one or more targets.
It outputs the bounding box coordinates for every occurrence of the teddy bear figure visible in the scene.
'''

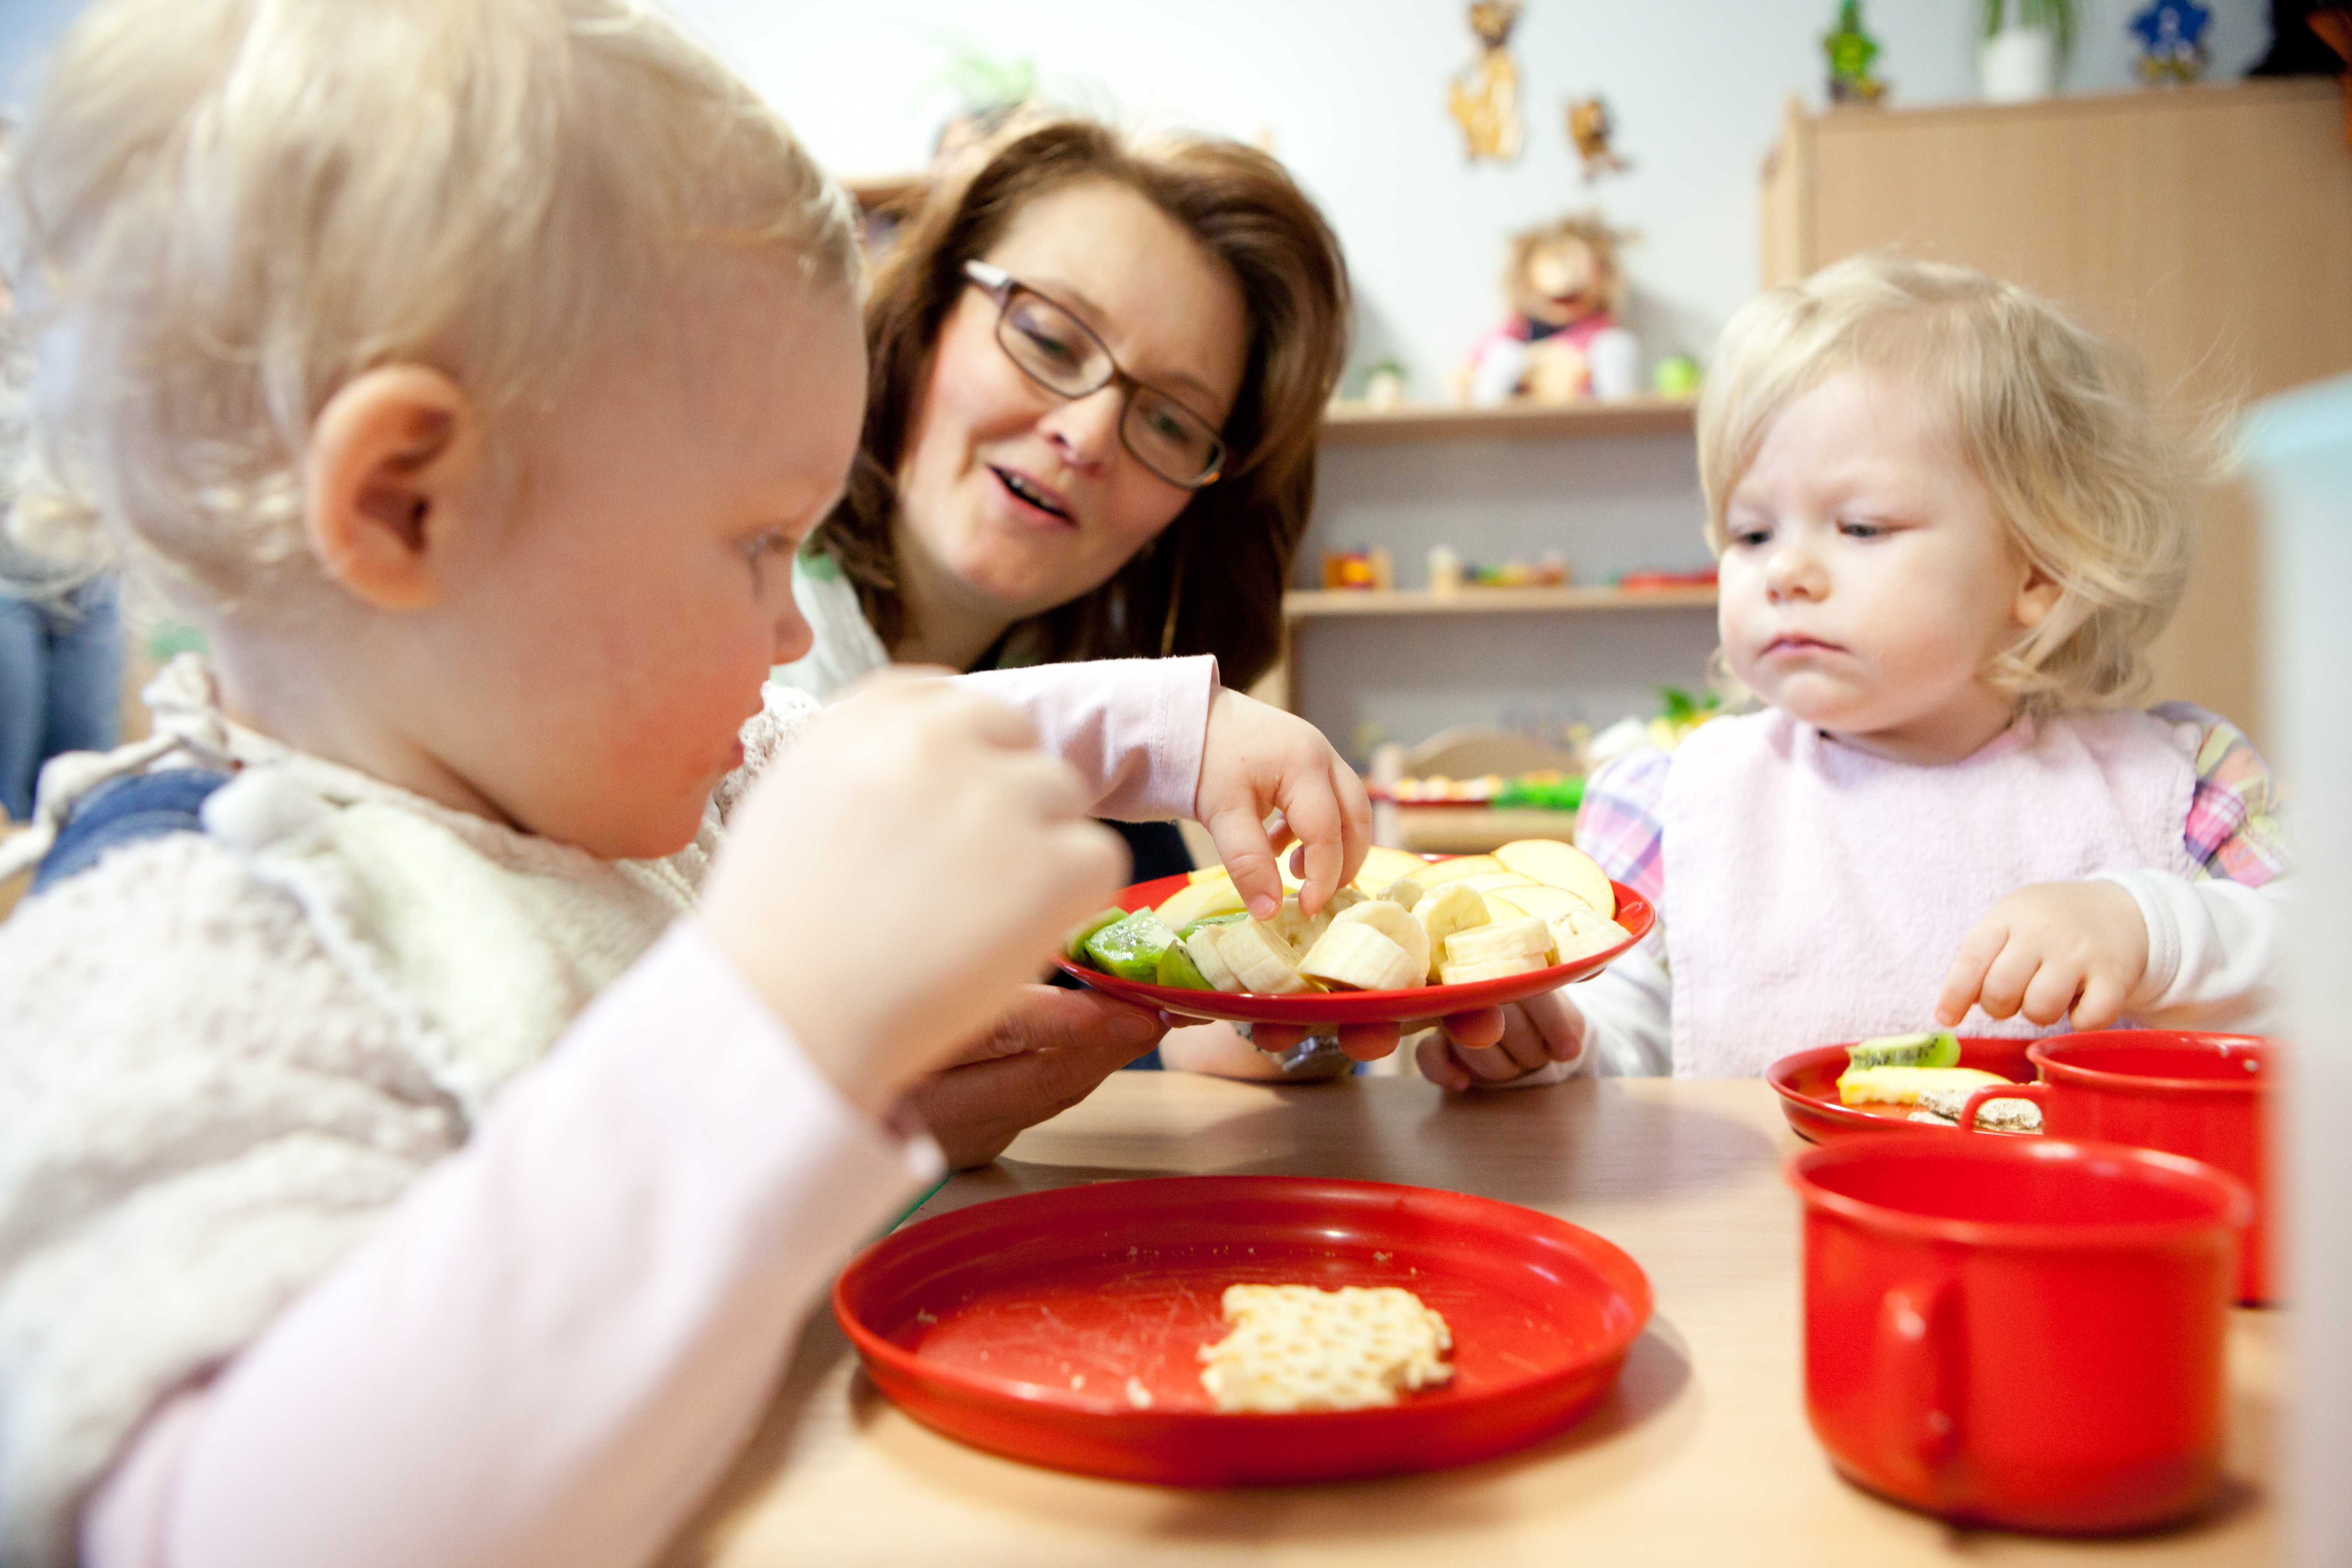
[1459,214,1642,406]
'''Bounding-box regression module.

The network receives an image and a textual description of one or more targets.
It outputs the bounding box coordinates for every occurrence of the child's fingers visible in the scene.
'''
[2020,957,2085,1027]
[1935,918,2010,1026]
[1204,805,1284,919]
[1276,766,1351,916]
[1973,937,2042,1021]
[2073,971,2131,1032]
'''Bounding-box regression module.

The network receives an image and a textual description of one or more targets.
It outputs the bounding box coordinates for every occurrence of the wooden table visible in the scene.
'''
[677,1075,2275,1567]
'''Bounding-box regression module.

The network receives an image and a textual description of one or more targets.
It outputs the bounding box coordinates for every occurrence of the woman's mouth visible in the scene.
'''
[989,465,1076,527]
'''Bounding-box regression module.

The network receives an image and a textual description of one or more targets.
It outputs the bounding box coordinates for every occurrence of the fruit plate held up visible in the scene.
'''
[1054,841,1653,1026]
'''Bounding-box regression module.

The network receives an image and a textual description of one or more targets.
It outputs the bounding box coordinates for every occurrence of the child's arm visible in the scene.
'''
[1937,711,2290,1034]
[80,676,1128,1568]
[953,658,1371,917]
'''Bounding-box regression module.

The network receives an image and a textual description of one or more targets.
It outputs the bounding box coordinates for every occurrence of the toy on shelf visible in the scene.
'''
[1449,1,1526,162]
[1377,770,1586,812]
[1361,358,1409,409]
[1614,566,1718,592]
[1823,0,1889,104]
[1565,96,1630,181]
[1465,553,1572,588]
[1322,547,1397,591]
[1652,354,1702,399]
[2131,1,2213,83]
[1428,545,1466,595]
[1587,686,1725,770]
[1458,214,1642,406]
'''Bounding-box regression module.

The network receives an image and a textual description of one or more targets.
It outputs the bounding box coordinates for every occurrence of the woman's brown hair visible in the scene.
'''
[816,116,1350,690]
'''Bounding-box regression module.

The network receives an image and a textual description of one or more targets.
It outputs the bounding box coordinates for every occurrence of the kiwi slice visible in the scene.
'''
[1083,909,1178,982]
[1155,941,1213,990]
[1843,1031,1961,1072]
[1178,911,1248,940]
[1064,907,1130,965]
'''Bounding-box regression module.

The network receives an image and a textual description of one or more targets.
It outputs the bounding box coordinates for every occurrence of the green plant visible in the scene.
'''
[1982,0,2075,59]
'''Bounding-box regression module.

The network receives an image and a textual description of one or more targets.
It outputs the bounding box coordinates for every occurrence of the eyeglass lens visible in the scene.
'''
[998,291,1222,486]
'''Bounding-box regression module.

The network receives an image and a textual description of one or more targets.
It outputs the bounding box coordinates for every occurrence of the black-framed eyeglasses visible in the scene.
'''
[962,259,1228,489]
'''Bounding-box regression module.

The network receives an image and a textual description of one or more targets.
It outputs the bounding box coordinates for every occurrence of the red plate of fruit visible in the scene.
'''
[1769,1034,2043,1143]
[832,1174,1652,1486]
[1052,841,1651,1026]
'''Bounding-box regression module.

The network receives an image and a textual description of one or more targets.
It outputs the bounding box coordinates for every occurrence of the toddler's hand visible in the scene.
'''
[1416,990,1587,1091]
[1935,880,2149,1032]
[1194,688,1371,918]
[702,669,1127,1115]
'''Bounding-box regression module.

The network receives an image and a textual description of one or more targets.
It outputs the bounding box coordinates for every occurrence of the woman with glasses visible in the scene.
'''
[771,115,1351,1142]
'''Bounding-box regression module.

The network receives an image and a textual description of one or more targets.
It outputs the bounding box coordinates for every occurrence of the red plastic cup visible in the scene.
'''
[1788,1133,2249,1534]
[1958,1032,2274,1304]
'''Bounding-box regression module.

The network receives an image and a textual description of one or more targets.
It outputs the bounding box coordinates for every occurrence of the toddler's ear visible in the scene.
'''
[302,366,481,611]
[2012,560,2062,631]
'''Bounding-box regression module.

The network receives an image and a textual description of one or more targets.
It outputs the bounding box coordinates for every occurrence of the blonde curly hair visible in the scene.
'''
[1698,252,2208,710]
[1,0,859,616]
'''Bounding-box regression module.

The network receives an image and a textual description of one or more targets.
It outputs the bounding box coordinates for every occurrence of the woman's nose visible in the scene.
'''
[1038,384,1123,470]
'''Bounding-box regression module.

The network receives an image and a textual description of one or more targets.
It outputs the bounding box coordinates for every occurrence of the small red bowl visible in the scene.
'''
[1054,869,1652,1026]
[1767,1037,2040,1143]
[833,1175,1652,1485]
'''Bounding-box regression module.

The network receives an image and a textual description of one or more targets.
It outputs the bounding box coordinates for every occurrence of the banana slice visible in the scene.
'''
[1492,840,1615,918]
[1411,883,1491,983]
[1186,927,1245,992]
[1439,954,1551,985]
[1328,899,1431,980]
[1442,914,1555,968]
[1551,904,1633,964]
[1298,923,1420,992]
[1269,887,1362,952]
[1379,874,1428,910]
[1217,918,1315,994]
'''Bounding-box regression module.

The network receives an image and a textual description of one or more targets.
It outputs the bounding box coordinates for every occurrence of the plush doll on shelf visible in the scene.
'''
[1458,214,1642,405]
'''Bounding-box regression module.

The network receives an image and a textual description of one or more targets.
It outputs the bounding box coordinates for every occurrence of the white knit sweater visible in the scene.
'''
[0,658,811,1565]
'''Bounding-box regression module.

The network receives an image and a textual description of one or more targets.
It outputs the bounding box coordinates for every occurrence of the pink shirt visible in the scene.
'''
[81,658,1215,1568]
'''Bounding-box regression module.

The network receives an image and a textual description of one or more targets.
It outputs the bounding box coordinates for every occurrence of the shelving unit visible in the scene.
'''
[1320,397,1694,445]
[1286,585,1714,620]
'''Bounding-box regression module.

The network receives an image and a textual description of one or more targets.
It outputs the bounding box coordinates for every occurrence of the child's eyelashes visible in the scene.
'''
[741,529,794,585]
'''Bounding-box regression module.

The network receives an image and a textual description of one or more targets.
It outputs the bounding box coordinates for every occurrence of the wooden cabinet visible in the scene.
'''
[1762,80,2352,742]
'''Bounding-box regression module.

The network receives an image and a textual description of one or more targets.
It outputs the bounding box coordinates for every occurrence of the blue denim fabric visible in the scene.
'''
[28,768,231,896]
[0,575,125,821]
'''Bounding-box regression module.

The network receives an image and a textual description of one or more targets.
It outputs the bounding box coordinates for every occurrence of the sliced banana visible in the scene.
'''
[1379,873,1428,910]
[1269,886,1361,952]
[1442,914,1555,968]
[1186,927,1245,992]
[1439,954,1551,985]
[1411,883,1491,983]
[1298,923,1420,992]
[1328,899,1431,980]
[1550,904,1633,964]
[1217,918,1315,994]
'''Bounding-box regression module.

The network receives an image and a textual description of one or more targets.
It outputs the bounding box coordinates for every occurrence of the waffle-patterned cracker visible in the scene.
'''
[1197,1283,1455,1413]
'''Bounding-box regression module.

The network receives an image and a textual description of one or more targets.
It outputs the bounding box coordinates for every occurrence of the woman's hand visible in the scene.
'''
[905,985,1166,1168]
[1936,879,2151,1032]
[1415,990,1587,1090]
[1193,689,1371,919]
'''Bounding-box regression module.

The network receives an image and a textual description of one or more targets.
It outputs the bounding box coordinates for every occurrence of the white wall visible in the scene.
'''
[665,0,2271,399]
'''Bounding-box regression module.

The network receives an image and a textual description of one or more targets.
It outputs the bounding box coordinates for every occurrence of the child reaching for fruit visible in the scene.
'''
[0,5,1367,1564]
[1415,253,2288,1089]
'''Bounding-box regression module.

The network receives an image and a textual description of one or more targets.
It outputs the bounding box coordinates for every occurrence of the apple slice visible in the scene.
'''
[1352,844,1430,895]
[1457,870,1541,895]
[1414,854,1503,887]
[1155,876,1247,930]
[1493,840,1615,918]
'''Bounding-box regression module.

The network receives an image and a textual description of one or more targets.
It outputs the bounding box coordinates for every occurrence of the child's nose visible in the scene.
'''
[1764,542,1826,601]
[771,600,814,666]
[1039,385,1122,471]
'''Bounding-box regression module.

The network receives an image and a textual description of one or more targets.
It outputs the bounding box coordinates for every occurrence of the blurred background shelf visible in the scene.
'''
[1285,586,1715,619]
[1321,397,1696,444]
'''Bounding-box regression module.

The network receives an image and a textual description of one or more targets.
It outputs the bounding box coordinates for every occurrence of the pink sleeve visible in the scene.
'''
[83,922,940,1568]
[954,656,1217,822]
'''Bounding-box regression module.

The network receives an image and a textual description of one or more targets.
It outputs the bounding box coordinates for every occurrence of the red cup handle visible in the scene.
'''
[1878,1279,1964,1477]
[1957,1079,2052,1133]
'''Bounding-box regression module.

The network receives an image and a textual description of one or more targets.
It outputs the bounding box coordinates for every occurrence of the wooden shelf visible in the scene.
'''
[1320,396,1695,444]
[1285,585,1715,619]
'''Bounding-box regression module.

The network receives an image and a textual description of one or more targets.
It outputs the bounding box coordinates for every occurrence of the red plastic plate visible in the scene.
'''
[1053,870,1653,1025]
[833,1175,1652,1486]
[1767,1037,2040,1143]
